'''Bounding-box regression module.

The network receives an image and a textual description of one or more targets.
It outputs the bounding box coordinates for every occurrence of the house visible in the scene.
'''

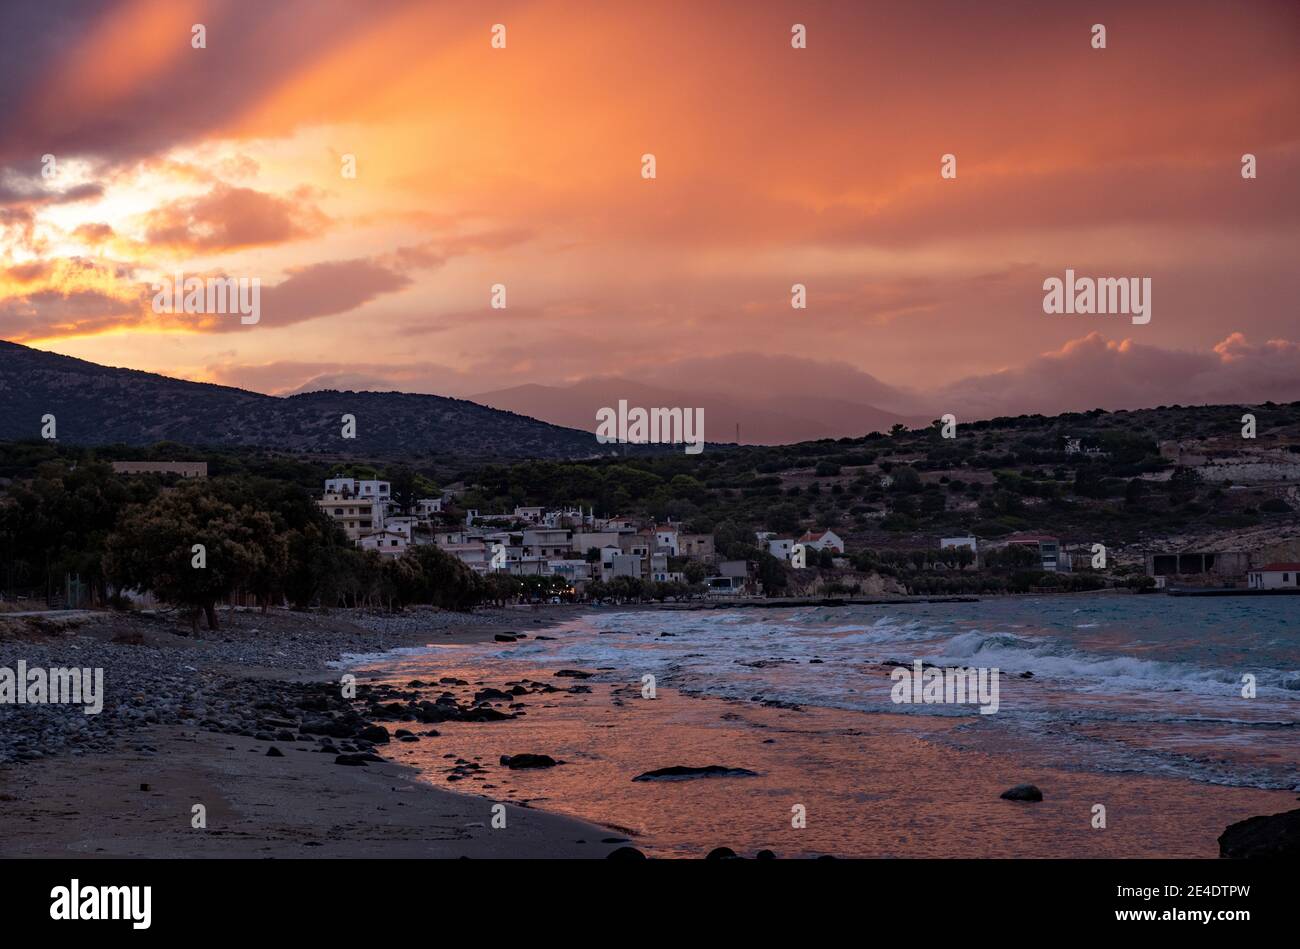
[544,508,594,529]
[606,554,644,580]
[441,541,490,570]
[385,516,420,540]
[324,478,391,501]
[678,533,716,561]
[1004,533,1063,572]
[521,528,572,560]
[704,575,747,596]
[599,516,640,531]
[1247,563,1300,590]
[797,529,845,554]
[617,534,652,560]
[549,560,593,587]
[654,525,680,556]
[768,538,794,560]
[571,531,625,555]
[318,496,384,541]
[358,529,409,557]
[414,497,443,518]
[514,506,545,523]
[1145,550,1251,580]
[509,557,552,576]
[646,551,688,583]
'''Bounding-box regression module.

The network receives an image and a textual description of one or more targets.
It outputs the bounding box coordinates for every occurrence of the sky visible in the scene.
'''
[1,0,1298,440]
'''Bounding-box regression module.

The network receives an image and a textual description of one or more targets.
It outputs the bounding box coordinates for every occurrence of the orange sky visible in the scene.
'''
[1,0,1298,429]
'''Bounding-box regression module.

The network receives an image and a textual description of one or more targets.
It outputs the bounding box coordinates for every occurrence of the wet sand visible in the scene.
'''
[0,728,622,858]
[364,650,1298,858]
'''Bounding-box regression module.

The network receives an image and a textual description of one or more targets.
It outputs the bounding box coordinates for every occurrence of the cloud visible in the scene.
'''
[0,0,397,169]
[141,183,328,253]
[0,287,142,338]
[253,259,409,328]
[938,332,1300,419]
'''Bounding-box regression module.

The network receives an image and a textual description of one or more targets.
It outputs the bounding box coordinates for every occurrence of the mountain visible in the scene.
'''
[0,341,599,459]
[474,375,930,444]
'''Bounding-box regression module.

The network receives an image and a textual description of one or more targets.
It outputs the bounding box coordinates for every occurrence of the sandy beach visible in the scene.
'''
[0,604,629,858]
[2,602,1294,859]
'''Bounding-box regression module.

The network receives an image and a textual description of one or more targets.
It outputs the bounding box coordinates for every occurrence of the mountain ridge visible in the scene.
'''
[0,340,601,460]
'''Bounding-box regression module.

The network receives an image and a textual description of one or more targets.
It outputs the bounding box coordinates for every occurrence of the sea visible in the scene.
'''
[349,594,1300,856]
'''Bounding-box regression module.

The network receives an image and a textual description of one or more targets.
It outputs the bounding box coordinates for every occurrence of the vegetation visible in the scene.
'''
[0,459,482,627]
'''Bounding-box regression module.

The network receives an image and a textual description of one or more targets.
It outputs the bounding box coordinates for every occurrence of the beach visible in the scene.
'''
[2,598,1296,859]
[0,605,626,858]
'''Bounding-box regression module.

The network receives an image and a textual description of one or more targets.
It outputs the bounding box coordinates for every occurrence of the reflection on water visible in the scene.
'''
[354,593,1298,857]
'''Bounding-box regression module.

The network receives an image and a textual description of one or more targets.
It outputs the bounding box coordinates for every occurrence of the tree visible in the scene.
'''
[105,483,275,632]
[482,572,523,606]
[607,575,644,602]
[404,544,483,611]
[755,553,787,594]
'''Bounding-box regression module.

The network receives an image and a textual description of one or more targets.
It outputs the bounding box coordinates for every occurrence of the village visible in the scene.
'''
[314,474,1300,599]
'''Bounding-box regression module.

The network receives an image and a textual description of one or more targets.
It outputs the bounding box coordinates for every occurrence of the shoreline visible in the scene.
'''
[356,624,1299,859]
[2,601,1295,858]
[0,604,630,858]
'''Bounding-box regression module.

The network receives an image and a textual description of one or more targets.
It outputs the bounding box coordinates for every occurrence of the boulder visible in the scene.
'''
[500,753,558,769]
[1219,808,1300,858]
[607,846,647,860]
[999,784,1043,802]
[633,765,758,782]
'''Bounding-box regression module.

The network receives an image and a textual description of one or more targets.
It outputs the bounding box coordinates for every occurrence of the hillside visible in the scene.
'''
[453,401,1300,565]
[0,341,599,460]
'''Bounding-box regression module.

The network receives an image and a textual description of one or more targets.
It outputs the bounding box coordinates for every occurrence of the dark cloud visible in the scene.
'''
[0,0,419,169]
[255,258,412,329]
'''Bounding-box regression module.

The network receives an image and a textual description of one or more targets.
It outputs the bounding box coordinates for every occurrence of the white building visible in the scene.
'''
[522,528,572,559]
[797,529,845,554]
[324,478,391,501]
[655,525,680,556]
[768,538,794,560]
[606,553,643,580]
[1247,563,1300,590]
[319,495,384,540]
[358,529,409,557]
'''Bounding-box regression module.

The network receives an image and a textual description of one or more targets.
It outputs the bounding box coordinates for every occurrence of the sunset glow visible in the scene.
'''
[2,0,1297,431]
